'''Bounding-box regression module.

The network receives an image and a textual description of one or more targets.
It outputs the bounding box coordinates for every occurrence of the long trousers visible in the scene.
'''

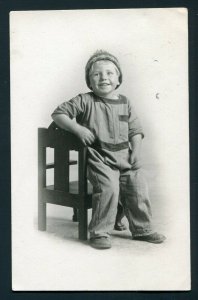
[87,148,153,238]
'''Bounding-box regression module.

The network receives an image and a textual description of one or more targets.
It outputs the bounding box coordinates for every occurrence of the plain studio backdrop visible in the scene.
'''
[11,8,190,290]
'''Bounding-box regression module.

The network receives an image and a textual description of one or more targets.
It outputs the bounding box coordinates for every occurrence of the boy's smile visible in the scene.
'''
[89,60,120,99]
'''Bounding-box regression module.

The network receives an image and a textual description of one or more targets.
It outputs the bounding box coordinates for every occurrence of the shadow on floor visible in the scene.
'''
[44,216,136,243]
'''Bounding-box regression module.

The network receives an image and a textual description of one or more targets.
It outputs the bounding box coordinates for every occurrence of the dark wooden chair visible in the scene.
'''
[38,122,92,240]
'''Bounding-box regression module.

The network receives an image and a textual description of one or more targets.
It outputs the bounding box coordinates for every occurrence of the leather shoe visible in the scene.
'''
[133,232,166,244]
[90,237,111,249]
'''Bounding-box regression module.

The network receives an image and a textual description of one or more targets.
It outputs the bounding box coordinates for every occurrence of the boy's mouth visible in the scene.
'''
[99,83,110,86]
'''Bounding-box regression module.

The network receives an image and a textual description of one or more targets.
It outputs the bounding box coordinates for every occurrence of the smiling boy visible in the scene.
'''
[52,50,166,249]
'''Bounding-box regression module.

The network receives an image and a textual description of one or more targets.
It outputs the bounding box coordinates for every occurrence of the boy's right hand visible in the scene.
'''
[52,114,95,146]
[75,125,95,146]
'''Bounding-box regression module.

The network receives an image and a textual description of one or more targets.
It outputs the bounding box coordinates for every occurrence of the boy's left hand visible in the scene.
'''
[130,152,142,170]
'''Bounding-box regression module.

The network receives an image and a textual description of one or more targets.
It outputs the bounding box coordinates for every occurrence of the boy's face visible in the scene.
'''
[89,60,120,98]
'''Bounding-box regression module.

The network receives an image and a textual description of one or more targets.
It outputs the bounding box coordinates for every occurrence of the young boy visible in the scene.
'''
[52,50,166,249]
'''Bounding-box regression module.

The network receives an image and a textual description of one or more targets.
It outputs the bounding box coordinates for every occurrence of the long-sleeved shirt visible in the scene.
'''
[52,92,144,152]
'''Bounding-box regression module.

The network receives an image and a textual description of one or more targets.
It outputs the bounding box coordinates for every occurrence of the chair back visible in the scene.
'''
[38,122,88,195]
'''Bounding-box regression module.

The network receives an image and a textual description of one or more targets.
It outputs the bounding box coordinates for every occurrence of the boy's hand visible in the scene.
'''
[76,125,95,146]
[52,115,95,145]
[129,134,143,170]
[130,152,142,170]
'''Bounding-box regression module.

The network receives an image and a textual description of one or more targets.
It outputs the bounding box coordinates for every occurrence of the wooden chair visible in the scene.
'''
[38,122,92,240]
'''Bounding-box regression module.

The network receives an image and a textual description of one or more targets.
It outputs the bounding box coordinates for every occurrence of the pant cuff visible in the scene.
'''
[132,228,154,237]
[90,232,110,239]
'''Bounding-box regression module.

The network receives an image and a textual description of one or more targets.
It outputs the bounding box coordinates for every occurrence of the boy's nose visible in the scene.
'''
[100,74,108,81]
[100,71,107,78]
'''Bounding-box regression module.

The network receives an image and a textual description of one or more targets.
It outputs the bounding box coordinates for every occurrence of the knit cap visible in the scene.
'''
[85,50,122,90]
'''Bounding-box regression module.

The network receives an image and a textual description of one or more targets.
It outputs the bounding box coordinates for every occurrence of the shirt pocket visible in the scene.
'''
[119,115,129,139]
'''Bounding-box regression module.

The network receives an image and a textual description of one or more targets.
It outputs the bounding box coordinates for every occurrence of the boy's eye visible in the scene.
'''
[107,71,113,75]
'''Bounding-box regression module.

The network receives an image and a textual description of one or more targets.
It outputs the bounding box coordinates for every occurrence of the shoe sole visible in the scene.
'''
[90,244,111,249]
[133,237,166,244]
[90,239,111,249]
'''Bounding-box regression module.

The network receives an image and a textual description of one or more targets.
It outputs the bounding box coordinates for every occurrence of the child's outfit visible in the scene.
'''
[52,50,165,248]
[52,92,153,238]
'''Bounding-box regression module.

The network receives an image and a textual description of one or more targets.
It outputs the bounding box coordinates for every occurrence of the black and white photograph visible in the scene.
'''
[10,8,190,290]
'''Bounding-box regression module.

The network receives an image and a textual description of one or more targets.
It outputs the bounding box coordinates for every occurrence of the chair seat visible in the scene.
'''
[46,180,93,194]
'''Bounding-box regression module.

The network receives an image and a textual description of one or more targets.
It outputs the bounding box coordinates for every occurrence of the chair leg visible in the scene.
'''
[38,202,46,231]
[38,135,47,231]
[72,208,78,222]
[78,207,88,240]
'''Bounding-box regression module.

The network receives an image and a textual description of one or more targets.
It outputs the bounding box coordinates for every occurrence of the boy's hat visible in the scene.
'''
[85,50,122,90]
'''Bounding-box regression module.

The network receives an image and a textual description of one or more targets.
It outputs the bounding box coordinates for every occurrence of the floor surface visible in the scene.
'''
[12,163,190,291]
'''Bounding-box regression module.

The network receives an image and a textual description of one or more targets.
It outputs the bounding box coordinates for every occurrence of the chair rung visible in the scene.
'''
[46,160,77,169]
